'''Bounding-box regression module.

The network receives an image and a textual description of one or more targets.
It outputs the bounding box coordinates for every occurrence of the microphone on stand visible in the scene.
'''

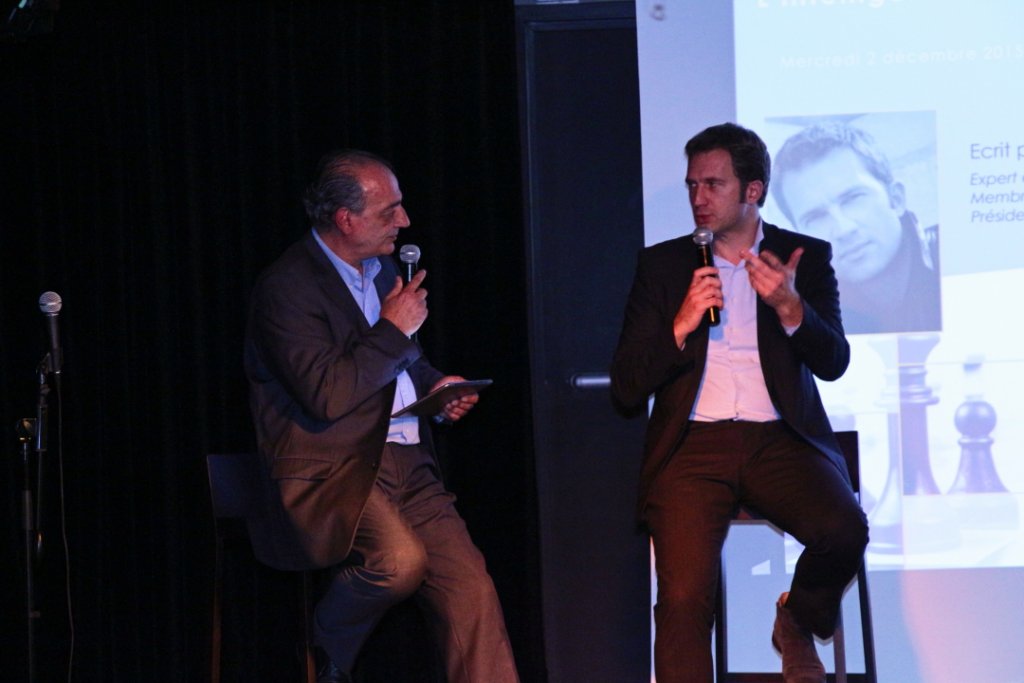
[38,291,63,377]
[692,229,720,327]
[399,244,421,283]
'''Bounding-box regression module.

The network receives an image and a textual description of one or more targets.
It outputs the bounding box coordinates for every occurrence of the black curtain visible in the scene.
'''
[0,2,542,681]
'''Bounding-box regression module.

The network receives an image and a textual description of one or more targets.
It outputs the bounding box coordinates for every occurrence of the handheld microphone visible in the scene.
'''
[398,244,422,342]
[399,244,421,283]
[692,229,720,327]
[38,291,63,375]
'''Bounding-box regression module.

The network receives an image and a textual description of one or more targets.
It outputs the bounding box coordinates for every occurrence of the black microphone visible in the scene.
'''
[693,229,720,327]
[399,244,421,283]
[38,291,63,375]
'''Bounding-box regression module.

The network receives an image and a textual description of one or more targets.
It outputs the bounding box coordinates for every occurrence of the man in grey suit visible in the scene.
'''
[244,150,518,683]
[611,123,868,683]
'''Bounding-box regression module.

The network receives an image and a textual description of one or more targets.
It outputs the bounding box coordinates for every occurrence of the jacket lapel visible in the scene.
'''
[300,232,372,333]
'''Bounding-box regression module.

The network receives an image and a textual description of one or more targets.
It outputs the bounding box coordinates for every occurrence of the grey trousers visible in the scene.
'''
[313,442,519,683]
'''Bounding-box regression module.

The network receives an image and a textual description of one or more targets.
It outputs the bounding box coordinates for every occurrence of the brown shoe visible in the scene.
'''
[771,596,825,683]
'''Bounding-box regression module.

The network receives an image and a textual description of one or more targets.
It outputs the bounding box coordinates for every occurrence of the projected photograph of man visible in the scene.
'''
[769,114,941,335]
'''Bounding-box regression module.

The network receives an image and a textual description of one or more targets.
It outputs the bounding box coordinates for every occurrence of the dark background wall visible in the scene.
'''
[1,2,545,681]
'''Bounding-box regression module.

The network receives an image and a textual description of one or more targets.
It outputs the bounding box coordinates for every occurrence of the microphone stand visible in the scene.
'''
[16,414,40,683]
[16,355,53,683]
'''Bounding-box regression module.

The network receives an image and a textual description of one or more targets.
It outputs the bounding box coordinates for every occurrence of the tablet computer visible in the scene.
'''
[391,379,493,418]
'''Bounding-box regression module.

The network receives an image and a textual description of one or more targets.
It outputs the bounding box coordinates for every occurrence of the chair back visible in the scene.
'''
[834,430,860,494]
[207,453,263,539]
[206,452,317,683]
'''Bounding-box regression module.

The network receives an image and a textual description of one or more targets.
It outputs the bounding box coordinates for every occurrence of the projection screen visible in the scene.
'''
[635,2,1024,680]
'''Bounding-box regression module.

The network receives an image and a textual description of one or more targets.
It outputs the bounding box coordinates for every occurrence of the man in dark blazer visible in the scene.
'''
[244,150,519,683]
[611,124,868,683]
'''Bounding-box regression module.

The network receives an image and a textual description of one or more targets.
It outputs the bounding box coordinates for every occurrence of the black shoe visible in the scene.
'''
[771,595,825,683]
[315,647,351,683]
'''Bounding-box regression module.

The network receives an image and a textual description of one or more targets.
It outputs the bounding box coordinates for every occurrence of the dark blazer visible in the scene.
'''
[244,231,443,571]
[610,222,851,518]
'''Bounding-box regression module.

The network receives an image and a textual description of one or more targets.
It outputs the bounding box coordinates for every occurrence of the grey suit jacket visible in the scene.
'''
[610,222,851,519]
[244,231,443,570]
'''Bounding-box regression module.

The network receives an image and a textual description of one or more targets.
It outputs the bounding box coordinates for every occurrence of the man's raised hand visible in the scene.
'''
[381,269,429,337]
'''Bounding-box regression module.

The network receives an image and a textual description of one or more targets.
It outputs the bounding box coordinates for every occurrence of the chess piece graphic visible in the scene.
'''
[898,335,941,495]
[950,356,1008,494]
[865,348,903,556]
[948,355,1018,531]
[896,334,960,553]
